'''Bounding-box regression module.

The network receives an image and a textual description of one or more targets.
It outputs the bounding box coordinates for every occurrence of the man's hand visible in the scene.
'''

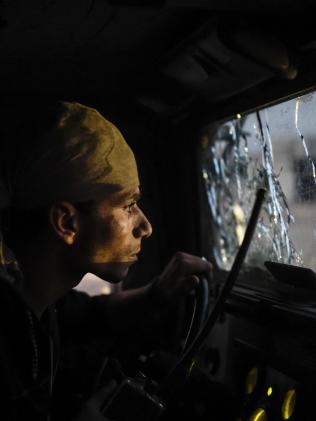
[150,252,213,304]
[97,253,212,333]
[75,380,117,421]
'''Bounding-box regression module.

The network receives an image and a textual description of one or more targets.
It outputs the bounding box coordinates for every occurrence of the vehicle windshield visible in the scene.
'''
[201,91,316,273]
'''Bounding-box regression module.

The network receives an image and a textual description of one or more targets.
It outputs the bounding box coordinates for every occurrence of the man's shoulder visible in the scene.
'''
[0,272,24,317]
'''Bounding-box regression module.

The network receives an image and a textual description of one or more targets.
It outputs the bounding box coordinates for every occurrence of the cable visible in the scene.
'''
[161,188,266,390]
[181,293,197,354]
[181,276,209,356]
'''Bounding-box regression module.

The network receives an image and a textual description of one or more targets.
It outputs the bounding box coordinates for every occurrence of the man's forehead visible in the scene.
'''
[99,185,141,205]
[115,187,141,202]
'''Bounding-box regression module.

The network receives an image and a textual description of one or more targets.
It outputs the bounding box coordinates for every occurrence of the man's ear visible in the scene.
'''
[48,201,79,245]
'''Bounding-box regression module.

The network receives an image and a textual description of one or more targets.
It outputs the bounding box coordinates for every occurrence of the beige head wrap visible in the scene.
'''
[0,101,139,210]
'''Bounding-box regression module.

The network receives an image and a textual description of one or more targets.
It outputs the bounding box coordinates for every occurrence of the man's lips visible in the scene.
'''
[129,249,141,261]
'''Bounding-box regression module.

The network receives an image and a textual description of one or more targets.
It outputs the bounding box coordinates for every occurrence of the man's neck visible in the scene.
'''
[17,248,76,319]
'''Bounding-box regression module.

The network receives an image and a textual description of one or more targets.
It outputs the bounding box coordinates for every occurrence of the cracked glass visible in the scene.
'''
[201,92,316,272]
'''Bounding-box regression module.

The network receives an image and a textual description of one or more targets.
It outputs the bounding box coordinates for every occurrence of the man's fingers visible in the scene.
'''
[174,252,212,277]
[185,274,200,292]
[154,252,213,305]
[201,257,213,284]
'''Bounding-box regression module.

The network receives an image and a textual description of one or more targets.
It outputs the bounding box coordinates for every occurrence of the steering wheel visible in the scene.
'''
[180,276,210,357]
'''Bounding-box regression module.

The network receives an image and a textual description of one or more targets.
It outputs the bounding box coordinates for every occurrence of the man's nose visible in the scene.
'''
[133,208,152,239]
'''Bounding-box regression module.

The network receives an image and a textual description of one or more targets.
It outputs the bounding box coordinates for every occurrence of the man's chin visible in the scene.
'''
[88,261,134,283]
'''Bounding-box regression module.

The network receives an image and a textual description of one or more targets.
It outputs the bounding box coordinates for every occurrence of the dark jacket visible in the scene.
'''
[0,275,115,421]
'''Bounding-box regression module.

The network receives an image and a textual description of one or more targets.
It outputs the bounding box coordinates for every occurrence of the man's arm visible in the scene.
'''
[92,252,212,333]
[57,252,212,337]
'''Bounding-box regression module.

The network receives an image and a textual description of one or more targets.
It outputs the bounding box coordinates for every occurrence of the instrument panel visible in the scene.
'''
[201,289,316,421]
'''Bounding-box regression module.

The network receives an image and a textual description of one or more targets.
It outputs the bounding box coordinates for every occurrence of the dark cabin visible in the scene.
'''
[1,1,316,420]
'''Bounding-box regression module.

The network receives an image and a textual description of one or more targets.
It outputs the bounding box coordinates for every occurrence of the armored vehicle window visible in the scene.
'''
[201,91,316,273]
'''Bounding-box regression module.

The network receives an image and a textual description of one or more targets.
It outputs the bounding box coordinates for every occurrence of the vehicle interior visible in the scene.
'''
[1,1,316,420]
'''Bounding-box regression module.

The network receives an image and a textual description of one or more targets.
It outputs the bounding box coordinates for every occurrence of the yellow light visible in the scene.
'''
[267,387,273,396]
[237,113,242,119]
[245,367,258,395]
[188,358,196,376]
[101,285,112,295]
[282,389,296,420]
[249,408,267,421]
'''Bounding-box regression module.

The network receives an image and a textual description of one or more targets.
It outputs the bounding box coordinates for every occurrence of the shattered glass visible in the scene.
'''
[201,92,316,271]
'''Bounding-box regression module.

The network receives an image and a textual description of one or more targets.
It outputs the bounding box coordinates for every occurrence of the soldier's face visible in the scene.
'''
[73,185,152,282]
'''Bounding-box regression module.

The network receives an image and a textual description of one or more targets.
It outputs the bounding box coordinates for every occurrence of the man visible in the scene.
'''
[0,101,212,420]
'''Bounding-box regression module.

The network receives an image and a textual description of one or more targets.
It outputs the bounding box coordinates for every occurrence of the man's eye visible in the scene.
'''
[123,201,137,213]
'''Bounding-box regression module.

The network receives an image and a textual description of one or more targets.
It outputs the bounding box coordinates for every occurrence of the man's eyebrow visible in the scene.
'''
[114,190,141,204]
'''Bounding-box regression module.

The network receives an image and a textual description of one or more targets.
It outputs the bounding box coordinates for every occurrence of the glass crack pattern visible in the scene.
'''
[201,93,316,271]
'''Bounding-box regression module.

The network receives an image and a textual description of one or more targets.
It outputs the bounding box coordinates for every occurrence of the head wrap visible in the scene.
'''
[0,101,139,210]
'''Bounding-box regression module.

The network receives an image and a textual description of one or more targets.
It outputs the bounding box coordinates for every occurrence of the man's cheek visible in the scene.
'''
[104,213,128,234]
